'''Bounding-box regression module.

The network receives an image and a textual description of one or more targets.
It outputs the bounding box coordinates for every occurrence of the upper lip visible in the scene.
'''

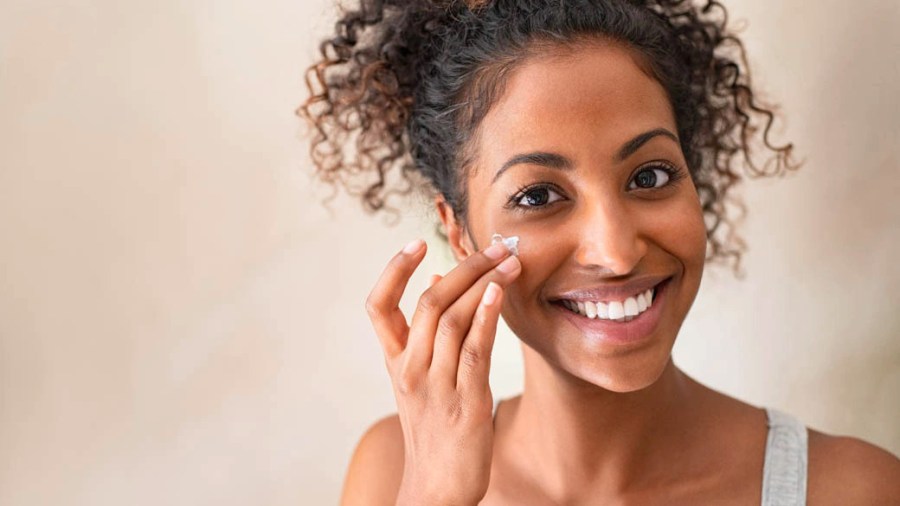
[550,275,671,303]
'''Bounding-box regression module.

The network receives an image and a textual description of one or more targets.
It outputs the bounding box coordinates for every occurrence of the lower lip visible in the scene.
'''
[551,278,671,346]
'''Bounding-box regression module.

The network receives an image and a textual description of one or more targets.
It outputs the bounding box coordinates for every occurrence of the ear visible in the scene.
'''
[435,195,475,263]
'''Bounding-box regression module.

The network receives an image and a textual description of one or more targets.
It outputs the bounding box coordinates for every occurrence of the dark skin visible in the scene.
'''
[342,41,900,505]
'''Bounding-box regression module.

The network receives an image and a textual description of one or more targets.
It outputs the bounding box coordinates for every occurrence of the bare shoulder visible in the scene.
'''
[339,413,405,506]
[807,428,900,505]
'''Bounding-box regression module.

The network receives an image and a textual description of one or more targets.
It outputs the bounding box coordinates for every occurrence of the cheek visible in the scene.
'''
[641,192,708,276]
[680,197,708,264]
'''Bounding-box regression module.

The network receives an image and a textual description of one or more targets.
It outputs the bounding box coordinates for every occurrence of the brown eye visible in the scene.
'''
[507,184,565,211]
[522,187,551,206]
[629,164,676,190]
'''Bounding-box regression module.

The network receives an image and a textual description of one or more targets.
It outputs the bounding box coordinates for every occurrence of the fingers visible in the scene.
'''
[457,282,503,393]
[365,239,427,359]
[428,274,442,288]
[403,242,516,379]
[429,255,520,384]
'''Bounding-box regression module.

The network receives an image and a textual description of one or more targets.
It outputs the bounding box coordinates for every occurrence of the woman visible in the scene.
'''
[300,0,900,504]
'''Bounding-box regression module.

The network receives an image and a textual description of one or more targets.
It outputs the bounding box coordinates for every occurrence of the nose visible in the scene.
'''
[573,199,648,275]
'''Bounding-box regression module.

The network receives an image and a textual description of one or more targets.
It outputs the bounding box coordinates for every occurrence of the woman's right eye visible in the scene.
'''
[507,184,565,212]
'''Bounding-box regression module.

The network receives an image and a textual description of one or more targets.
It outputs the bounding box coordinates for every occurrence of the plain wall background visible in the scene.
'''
[1,0,897,504]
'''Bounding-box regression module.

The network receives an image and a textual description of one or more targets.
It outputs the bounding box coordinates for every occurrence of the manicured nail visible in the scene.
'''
[482,281,501,306]
[484,242,508,260]
[496,255,520,273]
[402,238,425,255]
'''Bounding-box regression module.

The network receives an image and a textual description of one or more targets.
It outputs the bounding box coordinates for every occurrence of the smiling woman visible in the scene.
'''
[297,0,900,504]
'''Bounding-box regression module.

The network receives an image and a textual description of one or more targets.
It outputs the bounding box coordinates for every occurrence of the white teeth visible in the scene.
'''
[597,301,609,319]
[559,284,662,321]
[623,297,639,317]
[607,301,625,319]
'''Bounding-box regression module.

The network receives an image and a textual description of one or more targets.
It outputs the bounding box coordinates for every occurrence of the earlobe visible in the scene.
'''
[434,196,475,262]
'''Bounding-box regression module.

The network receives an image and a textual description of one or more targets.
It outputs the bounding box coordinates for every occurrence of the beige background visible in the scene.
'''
[1,0,898,504]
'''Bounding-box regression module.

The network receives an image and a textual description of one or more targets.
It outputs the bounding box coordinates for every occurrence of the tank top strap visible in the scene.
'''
[761,407,808,506]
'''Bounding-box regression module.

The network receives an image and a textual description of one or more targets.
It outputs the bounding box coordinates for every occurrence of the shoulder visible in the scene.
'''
[807,428,900,505]
[339,413,405,506]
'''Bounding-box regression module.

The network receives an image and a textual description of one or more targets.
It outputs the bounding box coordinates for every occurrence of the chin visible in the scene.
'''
[568,351,673,393]
[515,323,677,394]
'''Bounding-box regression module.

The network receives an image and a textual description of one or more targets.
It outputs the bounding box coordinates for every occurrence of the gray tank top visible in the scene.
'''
[491,399,808,505]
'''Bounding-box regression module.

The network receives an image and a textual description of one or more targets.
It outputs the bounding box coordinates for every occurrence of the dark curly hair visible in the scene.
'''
[297,0,802,277]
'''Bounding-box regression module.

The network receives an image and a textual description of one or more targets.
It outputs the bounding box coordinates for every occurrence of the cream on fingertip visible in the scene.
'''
[490,233,520,256]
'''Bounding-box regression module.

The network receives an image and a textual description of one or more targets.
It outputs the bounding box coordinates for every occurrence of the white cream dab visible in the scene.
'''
[490,233,520,256]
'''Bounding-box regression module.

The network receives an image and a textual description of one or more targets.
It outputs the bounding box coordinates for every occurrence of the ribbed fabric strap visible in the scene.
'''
[761,407,808,506]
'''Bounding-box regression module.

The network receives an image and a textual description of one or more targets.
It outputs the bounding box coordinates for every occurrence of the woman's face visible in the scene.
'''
[438,41,708,392]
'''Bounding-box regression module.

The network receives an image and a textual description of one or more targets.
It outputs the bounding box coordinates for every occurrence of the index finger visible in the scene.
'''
[409,240,511,330]
[365,239,427,358]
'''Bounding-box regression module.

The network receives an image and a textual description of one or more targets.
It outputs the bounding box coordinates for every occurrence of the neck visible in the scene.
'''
[504,344,705,499]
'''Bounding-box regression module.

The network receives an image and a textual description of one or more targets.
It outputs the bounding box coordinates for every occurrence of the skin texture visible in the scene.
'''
[340,42,900,505]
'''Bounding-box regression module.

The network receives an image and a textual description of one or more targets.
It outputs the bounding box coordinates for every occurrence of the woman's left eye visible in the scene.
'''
[628,164,676,190]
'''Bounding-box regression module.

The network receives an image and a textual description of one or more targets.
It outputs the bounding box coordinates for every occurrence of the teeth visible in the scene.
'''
[560,285,659,321]
[608,301,625,319]
[597,301,609,319]
[623,297,639,317]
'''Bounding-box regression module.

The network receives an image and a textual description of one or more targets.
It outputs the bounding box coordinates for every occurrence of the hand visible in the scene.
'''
[365,238,522,506]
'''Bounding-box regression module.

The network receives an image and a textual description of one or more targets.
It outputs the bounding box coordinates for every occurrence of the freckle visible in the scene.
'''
[491,233,520,256]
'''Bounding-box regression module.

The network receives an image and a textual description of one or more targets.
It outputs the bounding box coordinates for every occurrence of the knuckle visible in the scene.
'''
[444,397,465,423]
[437,312,463,336]
[364,294,382,317]
[416,290,441,315]
[396,373,418,396]
[460,344,483,369]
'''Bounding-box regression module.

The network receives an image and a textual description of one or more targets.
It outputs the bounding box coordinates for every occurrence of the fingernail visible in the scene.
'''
[484,242,508,260]
[402,238,425,255]
[482,281,500,306]
[496,255,520,273]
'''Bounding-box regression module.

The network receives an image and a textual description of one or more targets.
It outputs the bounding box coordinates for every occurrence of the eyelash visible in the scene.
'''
[504,162,688,213]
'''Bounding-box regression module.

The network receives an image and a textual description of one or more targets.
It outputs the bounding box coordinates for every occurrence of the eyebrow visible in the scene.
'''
[490,127,680,185]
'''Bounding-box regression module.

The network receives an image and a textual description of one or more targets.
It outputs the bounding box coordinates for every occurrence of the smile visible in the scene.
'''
[551,278,672,345]
[558,284,657,322]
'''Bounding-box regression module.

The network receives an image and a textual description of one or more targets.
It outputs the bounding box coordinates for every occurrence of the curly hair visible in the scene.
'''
[297,0,802,277]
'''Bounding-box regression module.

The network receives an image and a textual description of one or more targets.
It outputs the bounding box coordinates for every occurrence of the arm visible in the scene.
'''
[808,430,900,505]
[340,414,405,506]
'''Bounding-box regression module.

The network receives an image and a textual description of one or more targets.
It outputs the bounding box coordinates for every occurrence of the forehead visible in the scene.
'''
[474,41,677,173]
